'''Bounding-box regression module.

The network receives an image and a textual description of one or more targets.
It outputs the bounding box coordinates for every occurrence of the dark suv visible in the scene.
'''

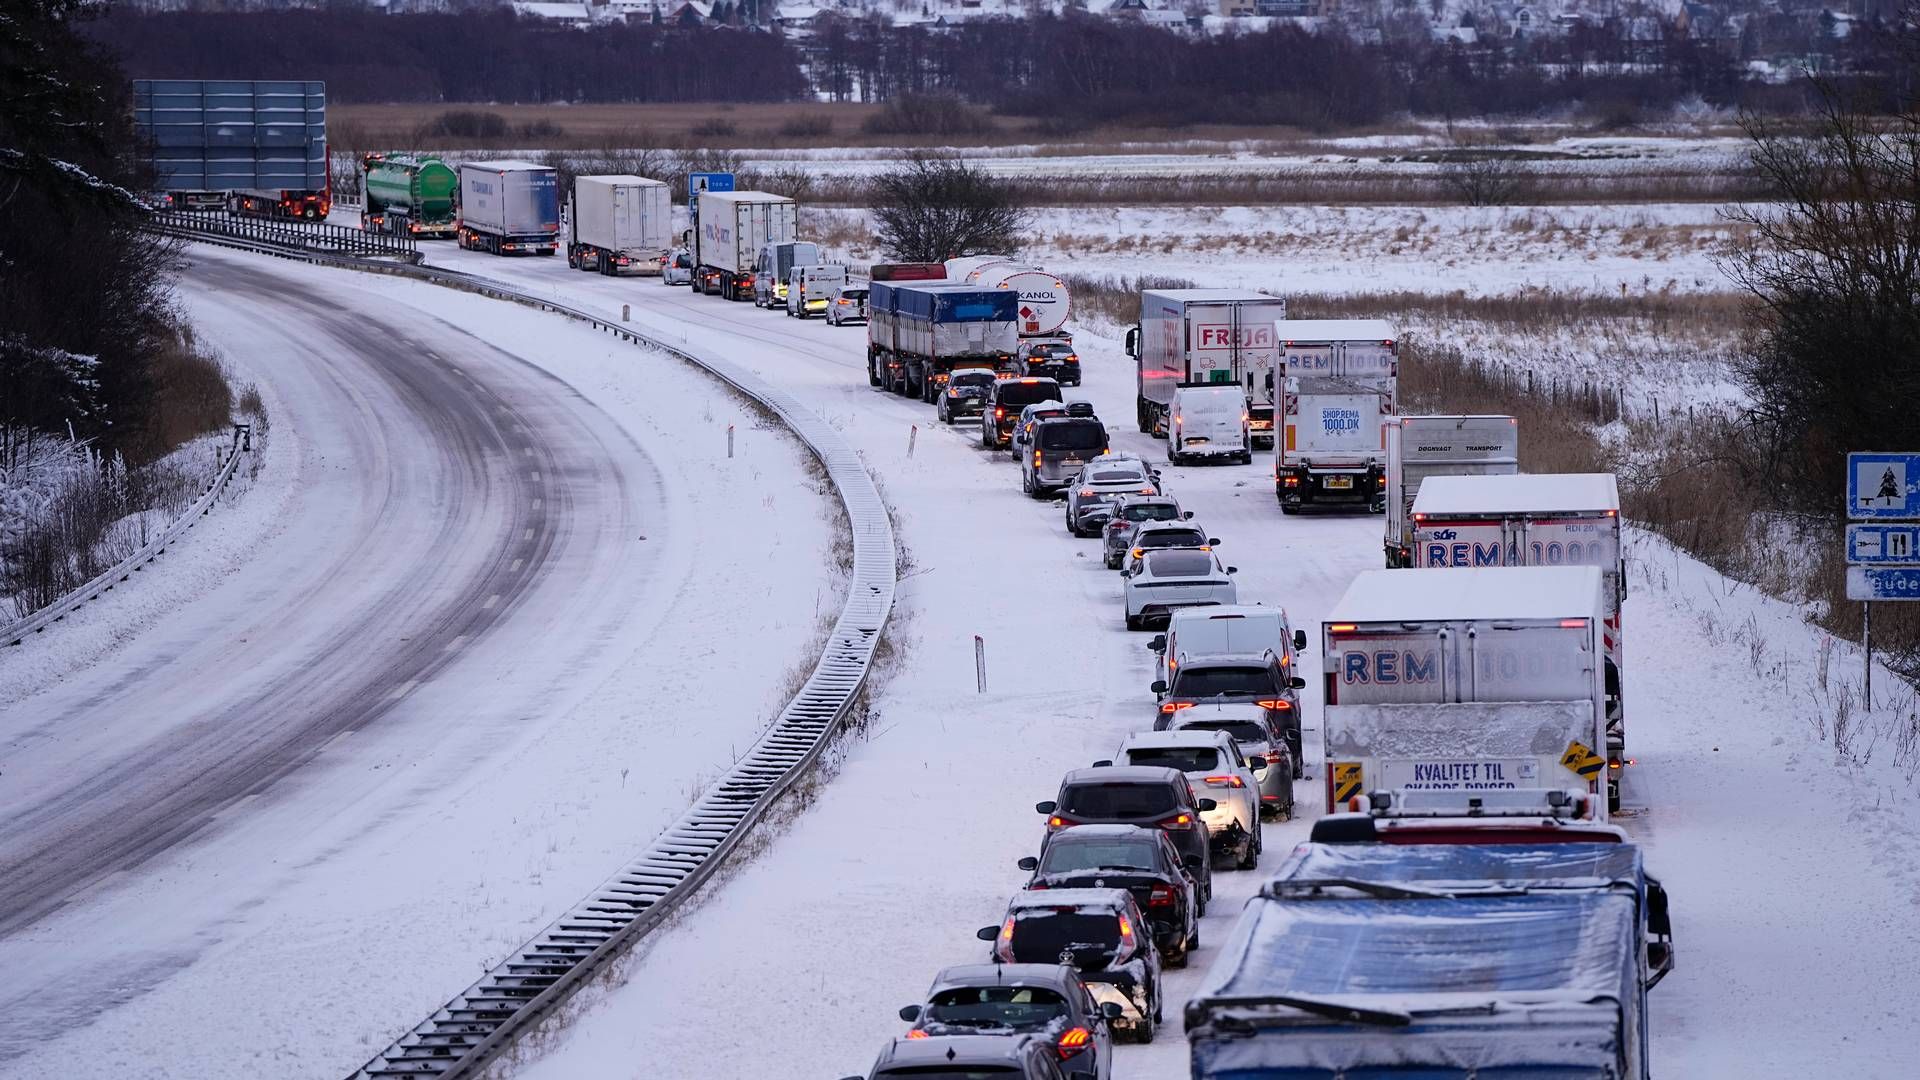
[1023,406,1108,498]
[1152,652,1305,778]
[1037,766,1214,907]
[982,377,1063,449]
[847,1033,1071,1080]
[1020,824,1199,967]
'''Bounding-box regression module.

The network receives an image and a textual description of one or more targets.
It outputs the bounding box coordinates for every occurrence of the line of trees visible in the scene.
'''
[82,10,809,104]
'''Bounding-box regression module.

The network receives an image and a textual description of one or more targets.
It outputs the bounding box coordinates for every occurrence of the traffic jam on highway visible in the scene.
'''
[177,140,1673,1077]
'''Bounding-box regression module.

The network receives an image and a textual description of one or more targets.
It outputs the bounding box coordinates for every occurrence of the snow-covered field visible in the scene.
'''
[0,249,838,1078]
[401,243,1920,1079]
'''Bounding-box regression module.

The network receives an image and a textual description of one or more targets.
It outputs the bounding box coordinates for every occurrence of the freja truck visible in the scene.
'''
[565,174,671,276]
[1187,837,1672,1080]
[359,153,457,239]
[1384,414,1520,567]
[1126,290,1287,443]
[1273,320,1398,515]
[867,283,1020,400]
[1409,472,1629,789]
[1321,565,1615,818]
[456,161,559,256]
[695,191,797,302]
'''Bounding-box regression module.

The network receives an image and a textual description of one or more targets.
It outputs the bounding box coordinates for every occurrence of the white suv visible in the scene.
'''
[1112,729,1263,870]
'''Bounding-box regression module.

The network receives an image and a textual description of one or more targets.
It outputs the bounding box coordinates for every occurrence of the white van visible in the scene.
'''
[1149,605,1306,701]
[785,263,848,319]
[1168,385,1251,465]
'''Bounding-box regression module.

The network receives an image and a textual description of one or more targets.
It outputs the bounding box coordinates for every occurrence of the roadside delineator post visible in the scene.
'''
[975,635,986,693]
[727,424,735,459]
[622,303,630,322]
[909,425,918,459]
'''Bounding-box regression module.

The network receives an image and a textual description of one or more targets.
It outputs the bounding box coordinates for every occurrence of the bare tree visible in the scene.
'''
[868,153,1031,262]
[1437,143,1533,207]
[1720,83,1920,511]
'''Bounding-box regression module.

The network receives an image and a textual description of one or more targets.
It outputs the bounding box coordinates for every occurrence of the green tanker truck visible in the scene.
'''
[360,153,458,239]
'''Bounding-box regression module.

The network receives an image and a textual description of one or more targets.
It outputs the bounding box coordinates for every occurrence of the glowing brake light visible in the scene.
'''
[994,915,1016,961]
[996,407,1005,419]
[1204,775,1245,788]
[1160,814,1192,829]
[905,1029,929,1039]
[1147,883,1176,907]
[1139,487,1155,494]
[1118,915,1135,939]
[1034,450,1043,466]
[1328,623,1357,633]
[1048,815,1068,828]
[1081,488,1096,497]
[1560,619,1590,628]
[1254,699,1293,711]
[1160,701,1195,714]
[1057,1027,1092,1059]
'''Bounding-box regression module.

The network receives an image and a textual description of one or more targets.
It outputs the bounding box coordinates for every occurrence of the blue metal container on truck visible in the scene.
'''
[132,79,329,217]
[866,282,1019,400]
[1186,840,1672,1080]
[456,161,560,256]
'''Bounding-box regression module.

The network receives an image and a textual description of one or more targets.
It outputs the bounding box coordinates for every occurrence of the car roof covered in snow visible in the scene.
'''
[1045,823,1164,842]
[1326,566,1603,625]
[1175,651,1274,668]
[929,963,1079,991]
[1412,472,1620,516]
[1121,729,1237,749]
[1168,703,1271,724]
[1063,765,1185,787]
[1006,887,1135,911]
[1274,319,1397,343]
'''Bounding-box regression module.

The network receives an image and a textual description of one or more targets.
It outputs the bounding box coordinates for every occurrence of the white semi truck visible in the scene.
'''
[693,191,797,302]
[1409,472,1628,788]
[1321,566,1615,819]
[1384,415,1520,567]
[565,174,671,276]
[1272,320,1397,514]
[1126,289,1287,443]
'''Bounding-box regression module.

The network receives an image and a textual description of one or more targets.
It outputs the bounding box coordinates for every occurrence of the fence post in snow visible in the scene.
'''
[727,424,734,459]
[975,635,986,693]
[908,425,917,459]
[622,304,630,322]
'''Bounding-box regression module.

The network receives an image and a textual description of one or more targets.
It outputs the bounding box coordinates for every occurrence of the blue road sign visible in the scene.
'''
[1847,452,1920,519]
[1847,524,1920,564]
[687,171,735,212]
[1848,566,1920,601]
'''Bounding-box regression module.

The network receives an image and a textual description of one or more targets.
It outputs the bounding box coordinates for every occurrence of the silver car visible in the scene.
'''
[1113,729,1263,870]
[1121,547,1236,631]
[1163,703,1296,819]
[661,247,693,286]
[1100,495,1188,569]
[826,284,869,325]
[1064,457,1160,538]
[1118,520,1214,570]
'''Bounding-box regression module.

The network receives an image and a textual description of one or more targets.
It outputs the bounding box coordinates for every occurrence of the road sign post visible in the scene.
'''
[1845,452,1920,706]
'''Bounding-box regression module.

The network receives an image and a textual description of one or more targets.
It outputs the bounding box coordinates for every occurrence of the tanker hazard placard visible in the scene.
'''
[1379,759,1539,791]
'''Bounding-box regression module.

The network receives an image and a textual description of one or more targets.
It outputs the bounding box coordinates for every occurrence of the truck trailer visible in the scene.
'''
[867,282,1020,399]
[133,79,330,219]
[1409,472,1629,790]
[566,175,671,276]
[1125,290,1286,442]
[694,191,797,302]
[1273,320,1398,514]
[456,161,559,256]
[360,153,457,239]
[1321,566,1613,819]
[945,257,1077,384]
[1187,838,1671,1080]
[1384,415,1520,567]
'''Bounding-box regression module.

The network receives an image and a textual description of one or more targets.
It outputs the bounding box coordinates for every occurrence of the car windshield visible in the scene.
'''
[1040,838,1159,873]
[1062,782,1176,818]
[1127,746,1221,772]
[952,372,996,389]
[924,986,1068,1031]
[1125,504,1179,522]
[1008,909,1121,966]
[1032,344,1074,359]
[1179,719,1271,745]
[1090,468,1145,485]
[845,289,868,299]
[1171,666,1279,697]
[996,383,1061,410]
[1144,550,1215,577]
[1139,529,1206,549]
[1038,423,1106,451]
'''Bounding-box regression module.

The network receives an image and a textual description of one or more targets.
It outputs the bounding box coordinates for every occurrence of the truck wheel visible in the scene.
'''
[1136,398,1150,433]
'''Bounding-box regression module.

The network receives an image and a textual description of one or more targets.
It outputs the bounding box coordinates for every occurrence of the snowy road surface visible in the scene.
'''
[0,248,836,1077]
[410,243,1920,1080]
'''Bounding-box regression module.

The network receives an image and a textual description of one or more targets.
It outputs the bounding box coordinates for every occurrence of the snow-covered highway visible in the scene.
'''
[0,247,837,1077]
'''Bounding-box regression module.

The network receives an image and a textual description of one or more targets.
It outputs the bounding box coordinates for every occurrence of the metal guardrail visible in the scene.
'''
[3,425,252,648]
[148,207,420,262]
[137,212,899,1078]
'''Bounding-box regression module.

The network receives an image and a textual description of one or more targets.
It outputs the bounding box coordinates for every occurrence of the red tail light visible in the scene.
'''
[995,407,1005,419]
[1264,751,1285,765]
[1034,450,1043,466]
[1160,701,1195,714]
[1204,775,1245,788]
[1255,699,1292,711]
[1048,815,1070,829]
[905,1029,929,1039]
[1057,1027,1092,1058]
[1108,520,1129,531]
[1147,883,1175,907]
[994,916,1016,961]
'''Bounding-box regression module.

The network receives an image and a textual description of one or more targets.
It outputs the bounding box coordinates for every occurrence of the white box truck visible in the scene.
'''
[1273,320,1397,515]
[693,191,797,302]
[1384,415,1520,567]
[456,161,560,256]
[1409,472,1628,788]
[1125,290,1287,442]
[1321,566,1613,820]
[565,174,671,277]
